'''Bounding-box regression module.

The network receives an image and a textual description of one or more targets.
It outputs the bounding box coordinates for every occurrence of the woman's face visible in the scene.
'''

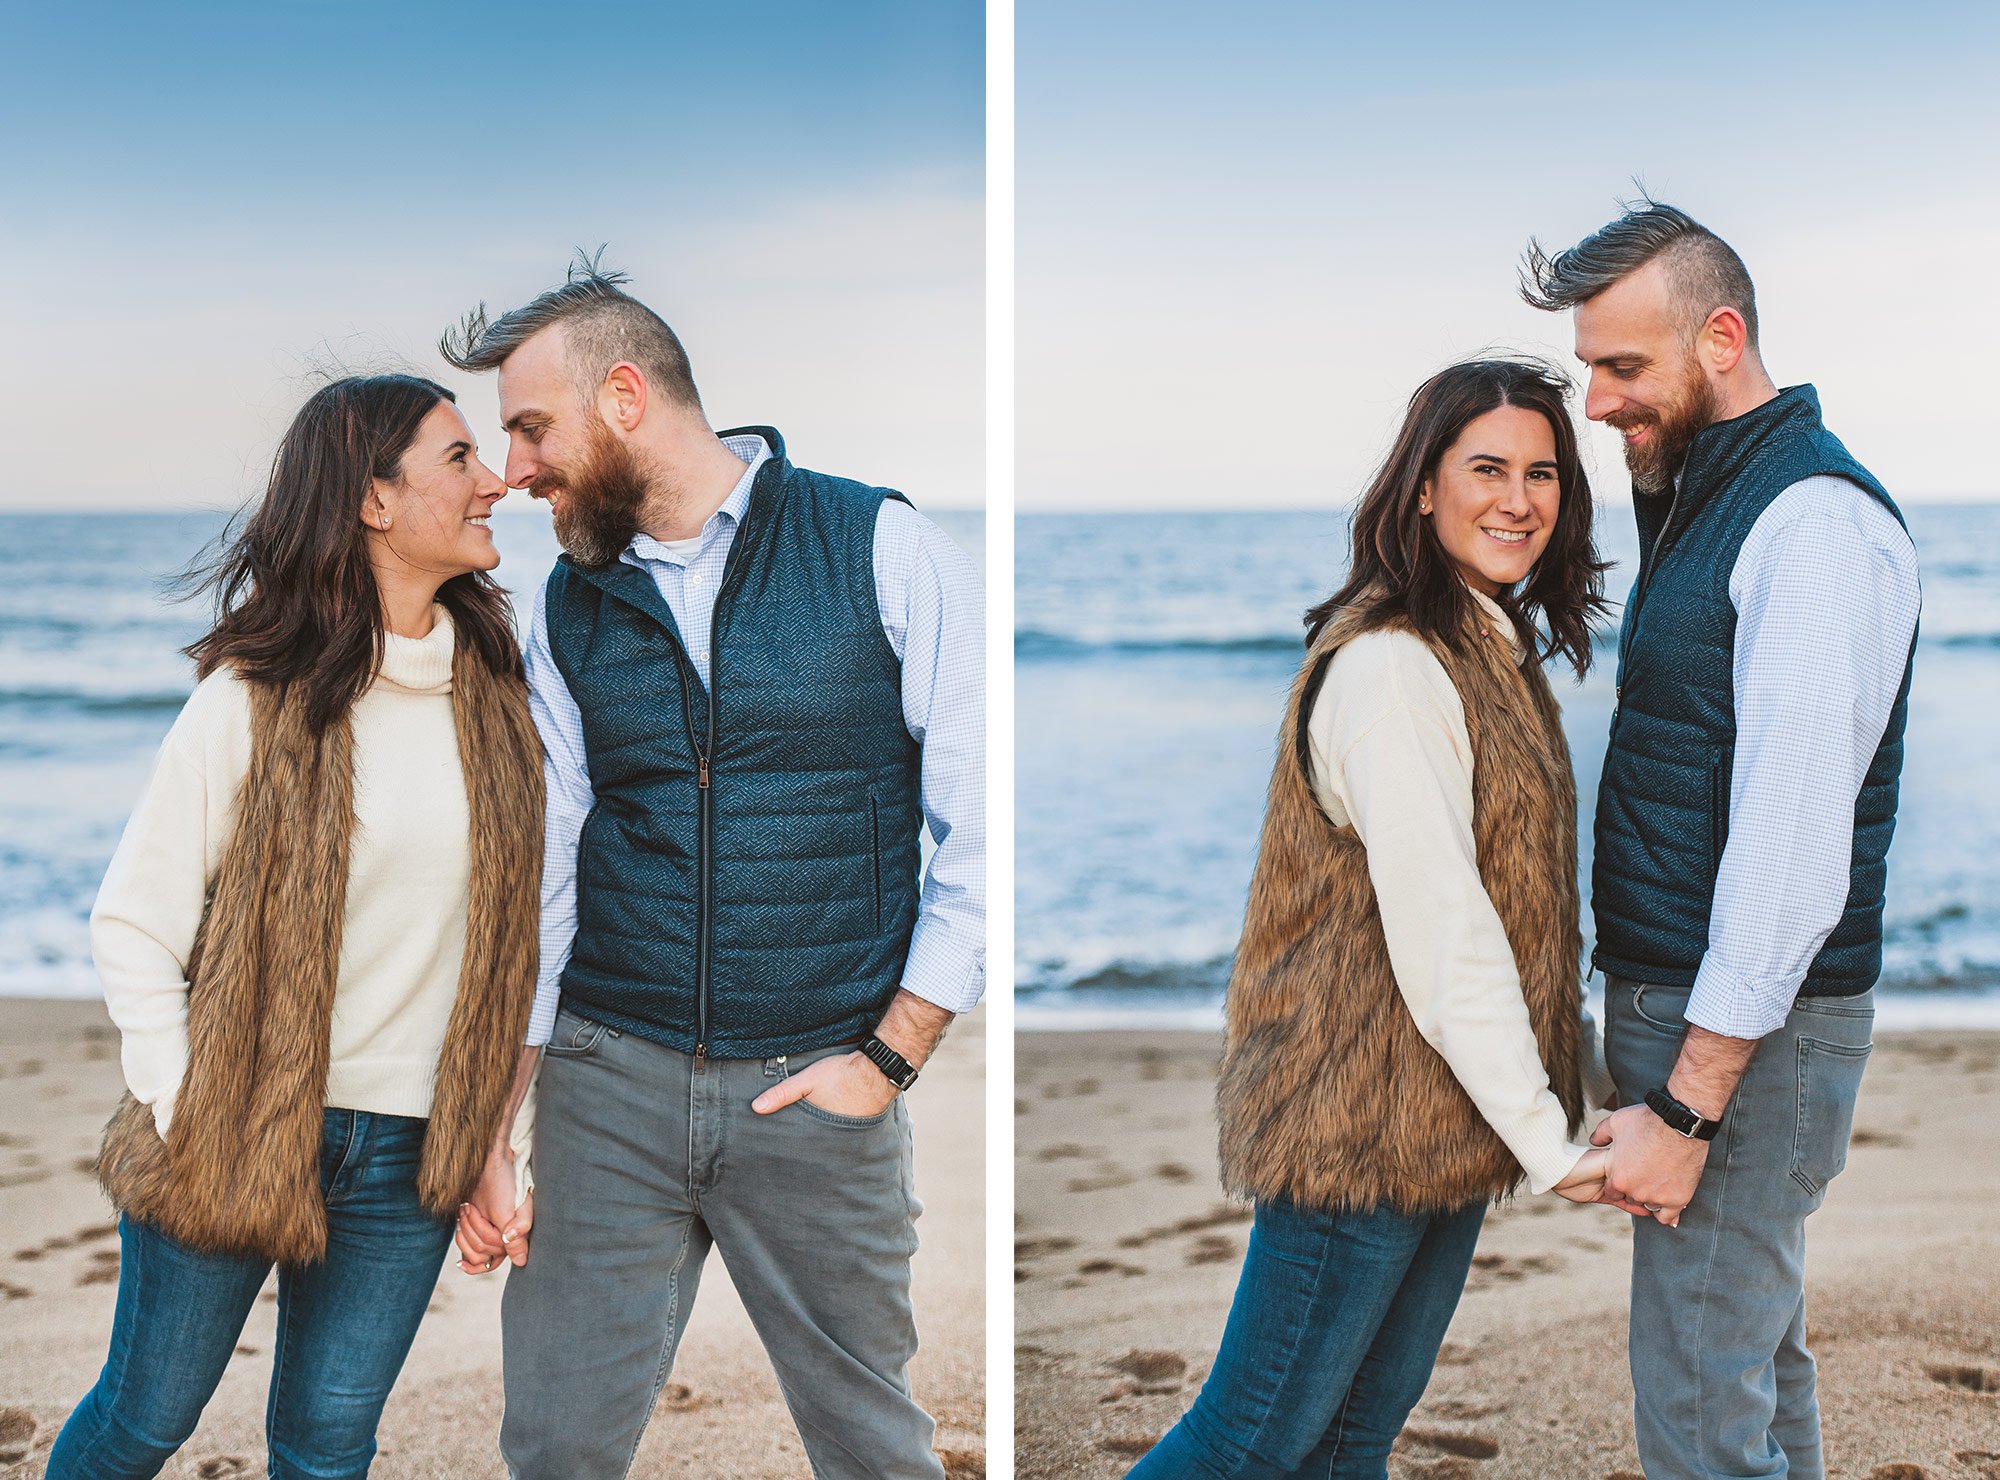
[1422,404,1560,597]
[365,401,507,578]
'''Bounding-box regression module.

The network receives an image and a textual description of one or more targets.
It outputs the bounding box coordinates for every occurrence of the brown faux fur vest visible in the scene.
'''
[1216,601,1584,1213]
[96,638,544,1265]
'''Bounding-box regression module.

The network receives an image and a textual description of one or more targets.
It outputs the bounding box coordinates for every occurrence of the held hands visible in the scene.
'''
[1584,1104,1710,1227]
[750,1050,899,1119]
[455,1143,533,1276]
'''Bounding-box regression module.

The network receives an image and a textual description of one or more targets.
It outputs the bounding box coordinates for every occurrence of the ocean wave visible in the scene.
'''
[0,688,191,716]
[1016,630,1306,659]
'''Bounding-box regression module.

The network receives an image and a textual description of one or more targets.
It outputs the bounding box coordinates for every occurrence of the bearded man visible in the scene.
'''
[1522,201,1920,1479]
[440,259,983,1480]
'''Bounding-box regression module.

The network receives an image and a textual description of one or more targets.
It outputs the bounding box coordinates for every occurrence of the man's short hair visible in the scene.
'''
[1520,197,1759,348]
[440,250,702,408]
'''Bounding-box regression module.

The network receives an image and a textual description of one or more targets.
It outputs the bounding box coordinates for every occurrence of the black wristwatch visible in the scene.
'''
[1644,1087,1721,1141]
[859,1035,920,1092]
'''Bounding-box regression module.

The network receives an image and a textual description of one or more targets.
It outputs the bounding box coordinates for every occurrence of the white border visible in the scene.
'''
[983,0,1017,1473]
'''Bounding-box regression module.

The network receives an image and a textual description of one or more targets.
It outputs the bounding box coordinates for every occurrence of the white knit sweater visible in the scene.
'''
[92,608,533,1190]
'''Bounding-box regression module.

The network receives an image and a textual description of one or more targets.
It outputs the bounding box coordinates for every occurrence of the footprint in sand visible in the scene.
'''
[1184,1234,1235,1266]
[1849,1128,1907,1148]
[234,1344,258,1357]
[0,1280,29,1300]
[1097,1434,1161,1459]
[1078,1258,1146,1279]
[1403,1460,1483,1480]
[0,1407,35,1464]
[1154,1162,1196,1183]
[195,1459,252,1478]
[660,1382,710,1412]
[1015,1236,1077,1259]
[1118,1204,1254,1250]
[1865,1465,1929,1480]
[1035,1142,1093,1161]
[1464,1253,1561,1291]
[0,1169,50,1190]
[1926,1363,2000,1394]
[937,1448,985,1479]
[1603,1471,1645,1480]
[1422,1396,1508,1421]
[1434,1342,1478,1367]
[1066,1172,1135,1194]
[1399,1425,1501,1460]
[76,1249,120,1287]
[1108,1350,1188,1384]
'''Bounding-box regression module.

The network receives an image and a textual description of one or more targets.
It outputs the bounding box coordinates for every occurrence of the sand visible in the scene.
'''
[1015,1028,2000,1480]
[0,998,984,1479]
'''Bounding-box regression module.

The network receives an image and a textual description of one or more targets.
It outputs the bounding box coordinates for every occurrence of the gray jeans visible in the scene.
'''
[499,1007,943,1480]
[1605,976,1873,1480]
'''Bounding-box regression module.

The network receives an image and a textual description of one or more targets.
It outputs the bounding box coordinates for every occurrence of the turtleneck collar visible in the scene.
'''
[376,607,455,694]
[1468,587,1521,657]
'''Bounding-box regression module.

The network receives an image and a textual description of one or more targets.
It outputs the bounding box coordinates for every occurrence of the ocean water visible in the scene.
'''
[1018,504,2000,1028]
[0,504,983,999]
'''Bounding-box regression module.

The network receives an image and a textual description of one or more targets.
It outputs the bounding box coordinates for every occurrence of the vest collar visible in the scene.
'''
[1653,384,1823,549]
[554,427,795,692]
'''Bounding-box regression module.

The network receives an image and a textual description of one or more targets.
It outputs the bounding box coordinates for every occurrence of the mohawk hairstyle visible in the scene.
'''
[439,247,702,408]
[1520,194,1759,347]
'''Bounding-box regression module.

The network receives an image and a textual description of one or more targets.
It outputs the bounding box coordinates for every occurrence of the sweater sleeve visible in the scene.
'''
[1304,632,1594,1195]
[89,671,253,1138]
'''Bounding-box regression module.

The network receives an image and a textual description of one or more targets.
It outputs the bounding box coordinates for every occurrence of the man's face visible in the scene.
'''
[497,327,652,567]
[1573,260,1718,495]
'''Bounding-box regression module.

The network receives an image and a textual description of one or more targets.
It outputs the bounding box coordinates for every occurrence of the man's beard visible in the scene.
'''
[1609,356,1720,496]
[533,417,655,568]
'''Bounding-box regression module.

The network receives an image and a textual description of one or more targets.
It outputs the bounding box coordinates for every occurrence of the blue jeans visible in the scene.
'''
[1127,1196,1487,1480]
[48,1109,455,1480]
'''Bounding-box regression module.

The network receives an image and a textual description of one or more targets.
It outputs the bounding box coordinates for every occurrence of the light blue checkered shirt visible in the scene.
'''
[522,433,985,1047]
[1684,475,1921,1039]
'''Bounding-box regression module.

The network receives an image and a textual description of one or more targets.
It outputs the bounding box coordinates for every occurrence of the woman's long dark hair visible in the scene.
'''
[183,374,522,729]
[1304,358,1611,679]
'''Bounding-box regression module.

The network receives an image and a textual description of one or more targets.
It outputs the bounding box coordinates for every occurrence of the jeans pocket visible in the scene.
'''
[1630,981,1692,1036]
[542,1012,612,1058]
[796,1098,895,1129]
[1790,1036,1872,1200]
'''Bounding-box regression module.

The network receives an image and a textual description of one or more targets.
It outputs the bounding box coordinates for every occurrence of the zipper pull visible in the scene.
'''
[698,756,710,789]
[693,1042,707,1073]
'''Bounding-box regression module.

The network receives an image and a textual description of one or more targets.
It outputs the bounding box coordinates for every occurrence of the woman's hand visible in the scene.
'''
[1553,1145,1611,1204]
[455,1143,533,1274]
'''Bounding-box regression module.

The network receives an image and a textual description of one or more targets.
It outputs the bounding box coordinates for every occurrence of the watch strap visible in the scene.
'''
[1645,1087,1720,1141]
[859,1035,919,1092]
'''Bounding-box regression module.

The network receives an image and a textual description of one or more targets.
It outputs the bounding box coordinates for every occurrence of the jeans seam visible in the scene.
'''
[621,1217,698,1479]
[1687,1077,1740,1472]
[1237,1211,1338,1466]
[268,1268,298,1465]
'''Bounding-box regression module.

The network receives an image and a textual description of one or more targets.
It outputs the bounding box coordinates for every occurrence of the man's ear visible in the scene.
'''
[1701,306,1752,376]
[599,362,648,432]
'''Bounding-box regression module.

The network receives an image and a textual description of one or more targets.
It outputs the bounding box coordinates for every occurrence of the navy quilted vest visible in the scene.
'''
[1592,386,1913,997]
[544,429,922,1057]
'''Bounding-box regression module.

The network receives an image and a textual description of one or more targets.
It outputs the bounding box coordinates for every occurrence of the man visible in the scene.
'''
[443,258,983,1480]
[1522,200,1920,1478]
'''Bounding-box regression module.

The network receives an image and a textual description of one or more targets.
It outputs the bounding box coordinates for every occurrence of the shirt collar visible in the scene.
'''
[625,433,773,568]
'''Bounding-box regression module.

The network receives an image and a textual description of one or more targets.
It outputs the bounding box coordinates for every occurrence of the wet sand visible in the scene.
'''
[1016,1028,2000,1480]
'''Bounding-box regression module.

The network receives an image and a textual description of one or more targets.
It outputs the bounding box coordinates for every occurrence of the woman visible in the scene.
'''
[1130,359,1628,1479]
[50,374,544,1479]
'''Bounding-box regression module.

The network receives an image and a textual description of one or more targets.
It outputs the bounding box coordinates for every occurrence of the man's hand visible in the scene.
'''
[751,1049,900,1119]
[1591,1105,1708,1226]
[456,1143,533,1274]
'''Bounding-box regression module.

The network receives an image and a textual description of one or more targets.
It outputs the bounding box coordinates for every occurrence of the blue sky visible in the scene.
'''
[0,1,984,508]
[1019,1,2000,508]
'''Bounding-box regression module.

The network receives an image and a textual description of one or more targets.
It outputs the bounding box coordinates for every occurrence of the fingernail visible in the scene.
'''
[503,1232,514,1243]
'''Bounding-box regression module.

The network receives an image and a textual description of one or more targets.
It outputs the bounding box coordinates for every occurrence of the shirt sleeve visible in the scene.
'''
[1686,477,1923,1040]
[1307,633,1594,1194]
[89,673,252,1137]
[873,499,986,1014]
[523,580,595,1048]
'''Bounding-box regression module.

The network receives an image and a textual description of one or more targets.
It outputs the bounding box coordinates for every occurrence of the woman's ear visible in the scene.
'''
[362,483,392,533]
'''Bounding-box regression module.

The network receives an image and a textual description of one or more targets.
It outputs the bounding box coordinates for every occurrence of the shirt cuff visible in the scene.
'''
[1686,955,1799,1040]
[1521,1135,1599,1197]
[898,924,985,1015]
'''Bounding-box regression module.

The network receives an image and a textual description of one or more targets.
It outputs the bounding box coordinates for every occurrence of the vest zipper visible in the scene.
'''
[690,507,761,1072]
